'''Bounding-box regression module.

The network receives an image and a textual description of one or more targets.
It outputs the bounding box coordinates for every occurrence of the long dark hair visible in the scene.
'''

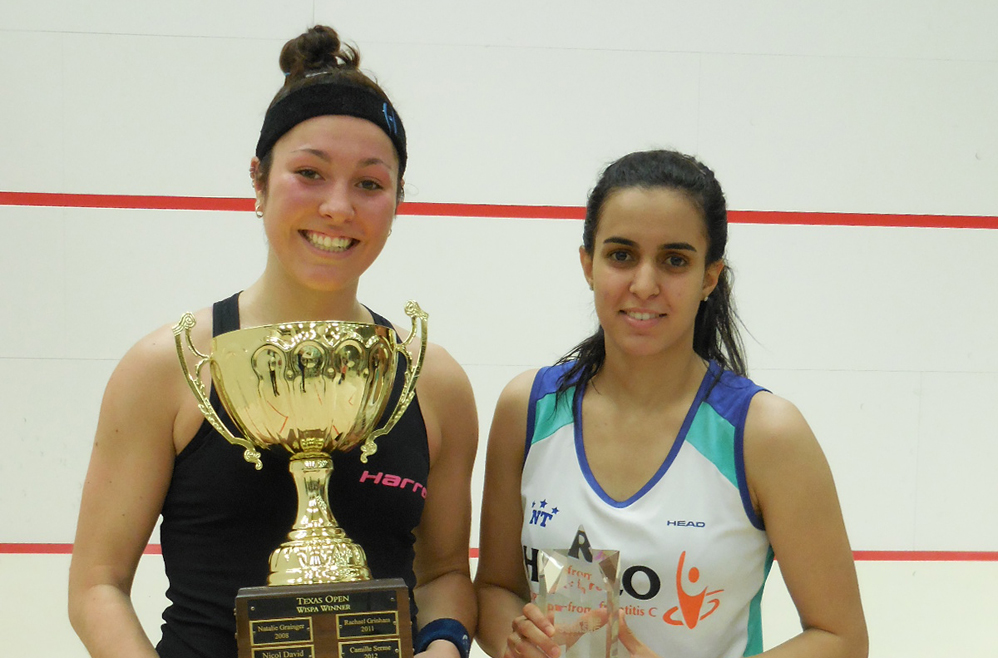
[558,150,747,395]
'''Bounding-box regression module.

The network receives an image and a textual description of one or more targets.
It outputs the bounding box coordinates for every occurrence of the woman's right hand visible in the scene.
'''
[617,611,659,658]
[506,603,617,658]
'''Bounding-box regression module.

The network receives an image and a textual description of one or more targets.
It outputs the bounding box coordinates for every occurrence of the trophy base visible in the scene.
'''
[268,537,372,586]
[236,579,413,658]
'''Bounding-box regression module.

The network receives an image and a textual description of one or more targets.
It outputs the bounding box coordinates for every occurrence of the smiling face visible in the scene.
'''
[253,114,400,294]
[581,186,723,360]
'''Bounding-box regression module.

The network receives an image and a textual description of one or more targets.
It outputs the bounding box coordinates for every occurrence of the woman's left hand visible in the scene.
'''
[416,638,463,658]
[617,612,659,658]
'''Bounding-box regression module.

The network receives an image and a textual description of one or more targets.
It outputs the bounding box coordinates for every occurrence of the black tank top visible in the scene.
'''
[156,293,430,658]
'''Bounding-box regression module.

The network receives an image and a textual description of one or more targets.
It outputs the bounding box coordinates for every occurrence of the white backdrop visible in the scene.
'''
[1,1,997,656]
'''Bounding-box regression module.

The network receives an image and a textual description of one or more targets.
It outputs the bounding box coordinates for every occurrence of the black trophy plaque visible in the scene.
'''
[235,579,413,658]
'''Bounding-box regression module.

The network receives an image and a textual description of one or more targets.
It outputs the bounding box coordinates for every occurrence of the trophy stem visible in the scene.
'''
[267,454,372,586]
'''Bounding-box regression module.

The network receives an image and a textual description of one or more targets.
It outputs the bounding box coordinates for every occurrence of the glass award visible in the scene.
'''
[536,527,621,658]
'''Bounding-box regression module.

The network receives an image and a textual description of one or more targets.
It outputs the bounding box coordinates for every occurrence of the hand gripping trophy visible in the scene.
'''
[173,301,428,658]
[537,527,621,658]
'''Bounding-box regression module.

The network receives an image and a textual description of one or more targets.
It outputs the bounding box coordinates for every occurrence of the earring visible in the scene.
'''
[255,201,264,218]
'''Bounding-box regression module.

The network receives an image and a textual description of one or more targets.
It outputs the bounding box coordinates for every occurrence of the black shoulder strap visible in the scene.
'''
[212,292,241,337]
[206,292,241,425]
[367,307,391,331]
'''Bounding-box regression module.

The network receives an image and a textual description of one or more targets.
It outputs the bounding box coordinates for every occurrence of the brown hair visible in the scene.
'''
[254,25,404,203]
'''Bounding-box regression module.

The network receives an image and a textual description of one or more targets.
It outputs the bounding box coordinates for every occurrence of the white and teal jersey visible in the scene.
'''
[521,361,773,658]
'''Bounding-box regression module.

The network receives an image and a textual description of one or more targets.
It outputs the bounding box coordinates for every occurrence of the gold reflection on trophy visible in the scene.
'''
[173,301,428,586]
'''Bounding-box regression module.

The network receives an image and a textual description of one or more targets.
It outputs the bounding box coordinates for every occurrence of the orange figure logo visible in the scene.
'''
[664,551,723,629]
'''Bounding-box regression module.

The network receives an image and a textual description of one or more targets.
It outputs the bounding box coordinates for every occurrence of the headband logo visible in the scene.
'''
[382,102,398,135]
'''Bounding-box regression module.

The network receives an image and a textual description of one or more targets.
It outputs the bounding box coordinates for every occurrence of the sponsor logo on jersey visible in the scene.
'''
[663,551,723,629]
[665,520,706,528]
[357,470,427,498]
[527,498,559,527]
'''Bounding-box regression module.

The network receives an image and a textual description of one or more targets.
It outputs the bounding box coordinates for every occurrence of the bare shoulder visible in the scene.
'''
[387,315,471,402]
[404,339,477,464]
[125,311,204,373]
[100,307,214,451]
[491,369,539,428]
[414,341,472,398]
[499,369,539,405]
[744,391,817,453]
[485,368,540,457]
[120,308,211,389]
[743,391,833,513]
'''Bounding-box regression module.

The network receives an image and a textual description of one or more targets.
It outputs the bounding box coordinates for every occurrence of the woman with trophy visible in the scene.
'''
[69,25,478,658]
[474,151,868,658]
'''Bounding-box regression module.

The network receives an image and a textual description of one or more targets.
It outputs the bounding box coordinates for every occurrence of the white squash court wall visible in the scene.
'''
[2,1,997,656]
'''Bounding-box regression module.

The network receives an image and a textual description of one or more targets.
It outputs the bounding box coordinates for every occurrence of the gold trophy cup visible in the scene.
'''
[173,300,428,658]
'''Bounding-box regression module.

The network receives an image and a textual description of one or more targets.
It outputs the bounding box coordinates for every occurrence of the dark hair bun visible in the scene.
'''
[279,25,359,84]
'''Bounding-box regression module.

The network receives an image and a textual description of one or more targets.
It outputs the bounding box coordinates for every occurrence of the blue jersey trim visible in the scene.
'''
[525,364,576,464]
[523,370,542,465]
[743,545,774,656]
[685,404,738,489]
[531,389,575,447]
[715,373,767,531]
[527,360,767,528]
[574,361,722,508]
[703,368,767,531]
[735,412,765,531]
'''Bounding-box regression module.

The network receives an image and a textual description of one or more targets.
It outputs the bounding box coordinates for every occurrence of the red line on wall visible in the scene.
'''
[852,551,998,562]
[730,210,998,230]
[0,192,253,212]
[1,192,996,228]
[0,543,161,555]
[1,544,995,561]
[398,201,586,220]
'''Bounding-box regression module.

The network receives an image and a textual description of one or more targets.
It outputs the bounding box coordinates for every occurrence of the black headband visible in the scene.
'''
[256,81,407,177]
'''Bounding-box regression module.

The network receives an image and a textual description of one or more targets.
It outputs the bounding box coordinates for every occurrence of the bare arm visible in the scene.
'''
[611,392,868,658]
[474,370,559,658]
[745,393,869,658]
[411,343,479,658]
[68,325,190,657]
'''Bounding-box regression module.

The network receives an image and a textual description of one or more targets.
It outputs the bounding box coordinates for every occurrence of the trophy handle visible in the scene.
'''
[359,300,429,464]
[172,312,263,470]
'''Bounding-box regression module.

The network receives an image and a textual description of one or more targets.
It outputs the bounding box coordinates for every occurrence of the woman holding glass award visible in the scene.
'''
[475,151,867,658]
[68,25,478,658]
